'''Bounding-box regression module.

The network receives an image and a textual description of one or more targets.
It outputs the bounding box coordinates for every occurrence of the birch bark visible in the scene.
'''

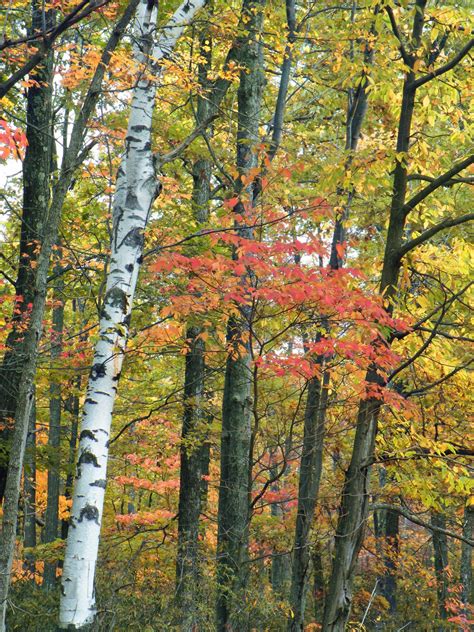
[59,1,206,628]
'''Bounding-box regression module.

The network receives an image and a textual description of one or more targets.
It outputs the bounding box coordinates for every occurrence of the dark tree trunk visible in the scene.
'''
[288,373,328,631]
[431,512,449,625]
[379,508,399,614]
[312,545,326,624]
[0,3,54,502]
[216,2,265,629]
[43,268,64,589]
[23,399,37,576]
[322,4,428,629]
[460,505,473,619]
[175,17,213,627]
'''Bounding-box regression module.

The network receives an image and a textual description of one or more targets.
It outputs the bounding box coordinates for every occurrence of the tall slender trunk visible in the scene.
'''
[378,508,399,613]
[23,399,37,576]
[0,4,141,629]
[322,4,428,629]
[288,371,329,632]
[216,3,265,630]
[59,2,206,628]
[312,544,326,623]
[431,512,449,625]
[287,11,375,627]
[175,17,213,627]
[0,2,54,503]
[460,505,473,619]
[43,264,64,589]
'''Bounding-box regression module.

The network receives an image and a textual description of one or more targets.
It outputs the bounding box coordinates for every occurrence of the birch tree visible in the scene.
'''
[59,1,206,628]
[0,4,141,628]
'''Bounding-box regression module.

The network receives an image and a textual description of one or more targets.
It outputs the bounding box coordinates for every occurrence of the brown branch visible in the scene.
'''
[402,154,474,216]
[385,6,411,65]
[399,212,474,258]
[0,0,112,98]
[371,504,474,546]
[412,37,474,89]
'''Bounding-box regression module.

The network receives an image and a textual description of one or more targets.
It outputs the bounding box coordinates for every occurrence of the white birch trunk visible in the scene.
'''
[59,1,205,628]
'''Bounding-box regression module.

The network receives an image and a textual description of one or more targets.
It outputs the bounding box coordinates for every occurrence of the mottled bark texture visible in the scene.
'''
[0,4,54,502]
[43,269,64,589]
[288,373,328,632]
[59,1,206,628]
[431,512,449,625]
[216,2,265,630]
[0,4,141,630]
[0,5,54,629]
[175,42,212,618]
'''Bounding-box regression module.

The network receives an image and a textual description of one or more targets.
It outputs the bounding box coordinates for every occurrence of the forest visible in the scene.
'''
[0,0,472,630]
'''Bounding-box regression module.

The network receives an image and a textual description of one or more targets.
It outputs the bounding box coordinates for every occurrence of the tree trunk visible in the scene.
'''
[216,2,265,629]
[43,266,64,589]
[312,544,326,624]
[460,504,473,619]
[0,2,54,503]
[175,17,213,627]
[379,507,399,614]
[288,373,328,632]
[431,512,449,625]
[0,4,141,629]
[59,1,206,628]
[287,13,375,625]
[322,3,428,629]
[23,399,37,577]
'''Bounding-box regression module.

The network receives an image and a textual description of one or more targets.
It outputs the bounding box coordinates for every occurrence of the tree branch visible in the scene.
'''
[385,6,411,65]
[0,0,112,98]
[402,153,474,216]
[371,504,474,546]
[412,37,474,89]
[399,212,474,258]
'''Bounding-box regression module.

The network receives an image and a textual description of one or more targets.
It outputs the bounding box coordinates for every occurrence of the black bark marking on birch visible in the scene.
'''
[90,363,106,380]
[78,450,100,468]
[125,263,134,272]
[106,286,128,311]
[112,370,121,381]
[90,479,107,489]
[124,227,144,248]
[131,125,148,133]
[78,504,100,525]
[79,429,98,442]
[96,390,111,397]
[85,397,98,406]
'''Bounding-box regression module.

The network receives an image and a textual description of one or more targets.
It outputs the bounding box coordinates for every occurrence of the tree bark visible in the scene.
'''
[43,265,64,589]
[23,399,37,577]
[175,16,213,627]
[0,4,142,629]
[216,2,265,630]
[288,372,328,632]
[59,1,206,628]
[460,504,473,619]
[287,11,375,626]
[431,512,449,625]
[0,2,54,502]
